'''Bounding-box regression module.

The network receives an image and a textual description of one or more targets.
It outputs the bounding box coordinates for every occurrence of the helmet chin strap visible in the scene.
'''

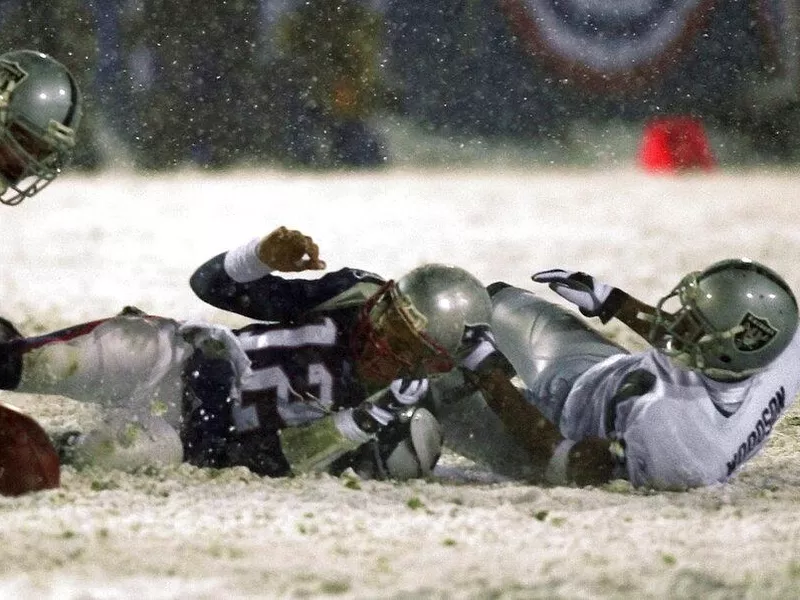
[700,367,758,382]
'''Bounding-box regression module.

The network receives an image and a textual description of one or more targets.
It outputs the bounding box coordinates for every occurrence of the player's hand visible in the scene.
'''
[257,226,326,272]
[532,269,618,321]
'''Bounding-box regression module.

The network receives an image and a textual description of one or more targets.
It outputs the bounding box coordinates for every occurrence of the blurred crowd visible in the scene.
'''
[1,0,790,170]
[0,0,392,171]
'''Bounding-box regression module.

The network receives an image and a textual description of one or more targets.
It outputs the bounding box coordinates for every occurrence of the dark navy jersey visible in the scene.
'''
[235,313,369,429]
[183,254,388,475]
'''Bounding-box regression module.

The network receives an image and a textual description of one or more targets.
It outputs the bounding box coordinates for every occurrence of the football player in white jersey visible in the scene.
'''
[0,49,81,206]
[0,50,82,495]
[440,259,800,490]
[0,227,491,493]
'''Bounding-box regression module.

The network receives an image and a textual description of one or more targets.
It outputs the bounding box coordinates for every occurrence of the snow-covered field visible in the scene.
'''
[2,167,800,598]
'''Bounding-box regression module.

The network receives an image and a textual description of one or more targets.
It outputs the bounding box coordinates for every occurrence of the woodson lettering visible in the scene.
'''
[727,386,786,475]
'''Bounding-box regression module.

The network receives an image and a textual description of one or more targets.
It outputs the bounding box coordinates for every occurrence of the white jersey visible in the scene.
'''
[561,328,800,489]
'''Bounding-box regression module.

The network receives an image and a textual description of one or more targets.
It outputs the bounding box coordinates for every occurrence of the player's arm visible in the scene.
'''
[189,226,382,321]
[279,379,432,475]
[532,269,665,343]
[459,332,620,486]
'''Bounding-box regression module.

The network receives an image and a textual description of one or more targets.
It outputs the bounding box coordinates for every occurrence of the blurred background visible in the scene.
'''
[3,0,798,171]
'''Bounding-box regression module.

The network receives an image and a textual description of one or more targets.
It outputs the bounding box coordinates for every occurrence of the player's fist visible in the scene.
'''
[0,403,60,496]
[532,269,619,323]
[257,226,326,272]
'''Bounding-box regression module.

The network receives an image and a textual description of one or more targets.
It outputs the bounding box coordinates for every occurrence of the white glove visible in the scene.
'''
[459,328,498,372]
[532,269,619,323]
[457,326,516,378]
[360,378,430,428]
[388,378,430,406]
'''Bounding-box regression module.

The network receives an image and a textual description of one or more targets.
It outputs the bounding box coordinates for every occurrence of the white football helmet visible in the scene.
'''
[353,264,492,383]
[0,50,82,205]
[650,258,798,380]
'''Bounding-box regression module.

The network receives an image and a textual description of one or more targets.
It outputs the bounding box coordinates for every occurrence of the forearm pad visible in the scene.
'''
[280,409,371,474]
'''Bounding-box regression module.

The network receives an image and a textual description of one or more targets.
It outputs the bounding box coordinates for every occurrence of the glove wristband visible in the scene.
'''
[223,238,273,283]
[335,407,377,442]
[460,338,497,372]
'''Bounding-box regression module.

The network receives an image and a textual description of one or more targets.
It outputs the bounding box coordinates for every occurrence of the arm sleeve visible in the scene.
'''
[189,252,385,322]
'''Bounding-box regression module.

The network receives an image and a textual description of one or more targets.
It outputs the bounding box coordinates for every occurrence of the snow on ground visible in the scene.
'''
[2,167,800,598]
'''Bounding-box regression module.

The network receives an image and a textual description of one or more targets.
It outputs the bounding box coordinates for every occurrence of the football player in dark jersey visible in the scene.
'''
[0,226,492,483]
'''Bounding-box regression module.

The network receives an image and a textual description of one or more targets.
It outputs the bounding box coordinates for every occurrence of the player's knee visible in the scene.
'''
[66,417,183,472]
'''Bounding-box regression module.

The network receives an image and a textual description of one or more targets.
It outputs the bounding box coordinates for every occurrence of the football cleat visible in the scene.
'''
[0,316,22,389]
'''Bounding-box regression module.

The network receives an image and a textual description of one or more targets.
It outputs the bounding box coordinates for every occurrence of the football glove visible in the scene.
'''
[532,269,622,323]
[458,325,515,378]
[256,226,326,272]
[458,326,499,372]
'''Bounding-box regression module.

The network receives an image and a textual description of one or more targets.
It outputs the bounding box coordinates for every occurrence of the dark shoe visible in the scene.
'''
[0,317,20,342]
[0,317,22,389]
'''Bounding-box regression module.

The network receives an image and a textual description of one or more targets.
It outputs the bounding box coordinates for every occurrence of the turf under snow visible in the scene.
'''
[2,168,800,598]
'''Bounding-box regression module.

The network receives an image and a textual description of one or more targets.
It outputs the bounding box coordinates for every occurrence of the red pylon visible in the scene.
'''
[638,116,716,172]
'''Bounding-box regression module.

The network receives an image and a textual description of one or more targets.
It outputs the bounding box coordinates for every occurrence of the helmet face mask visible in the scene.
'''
[0,121,62,202]
[353,280,455,384]
[0,50,81,205]
[353,265,491,385]
[650,260,798,380]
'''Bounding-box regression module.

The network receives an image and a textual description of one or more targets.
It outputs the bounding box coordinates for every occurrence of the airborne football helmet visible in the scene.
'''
[353,264,492,384]
[650,258,798,380]
[0,50,82,205]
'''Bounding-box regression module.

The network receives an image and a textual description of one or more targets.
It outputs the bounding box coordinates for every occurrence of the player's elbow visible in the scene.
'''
[189,269,210,301]
[189,259,225,302]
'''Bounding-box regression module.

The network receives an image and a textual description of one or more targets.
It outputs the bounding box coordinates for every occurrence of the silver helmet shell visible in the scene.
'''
[394,263,492,356]
[354,264,491,383]
[0,50,82,205]
[653,258,798,380]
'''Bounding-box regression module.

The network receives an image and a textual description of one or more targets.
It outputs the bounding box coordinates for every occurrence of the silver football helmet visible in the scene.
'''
[354,264,492,383]
[0,50,82,205]
[650,258,798,380]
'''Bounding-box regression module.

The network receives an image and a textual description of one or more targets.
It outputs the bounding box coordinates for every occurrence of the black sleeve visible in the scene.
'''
[189,253,384,321]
